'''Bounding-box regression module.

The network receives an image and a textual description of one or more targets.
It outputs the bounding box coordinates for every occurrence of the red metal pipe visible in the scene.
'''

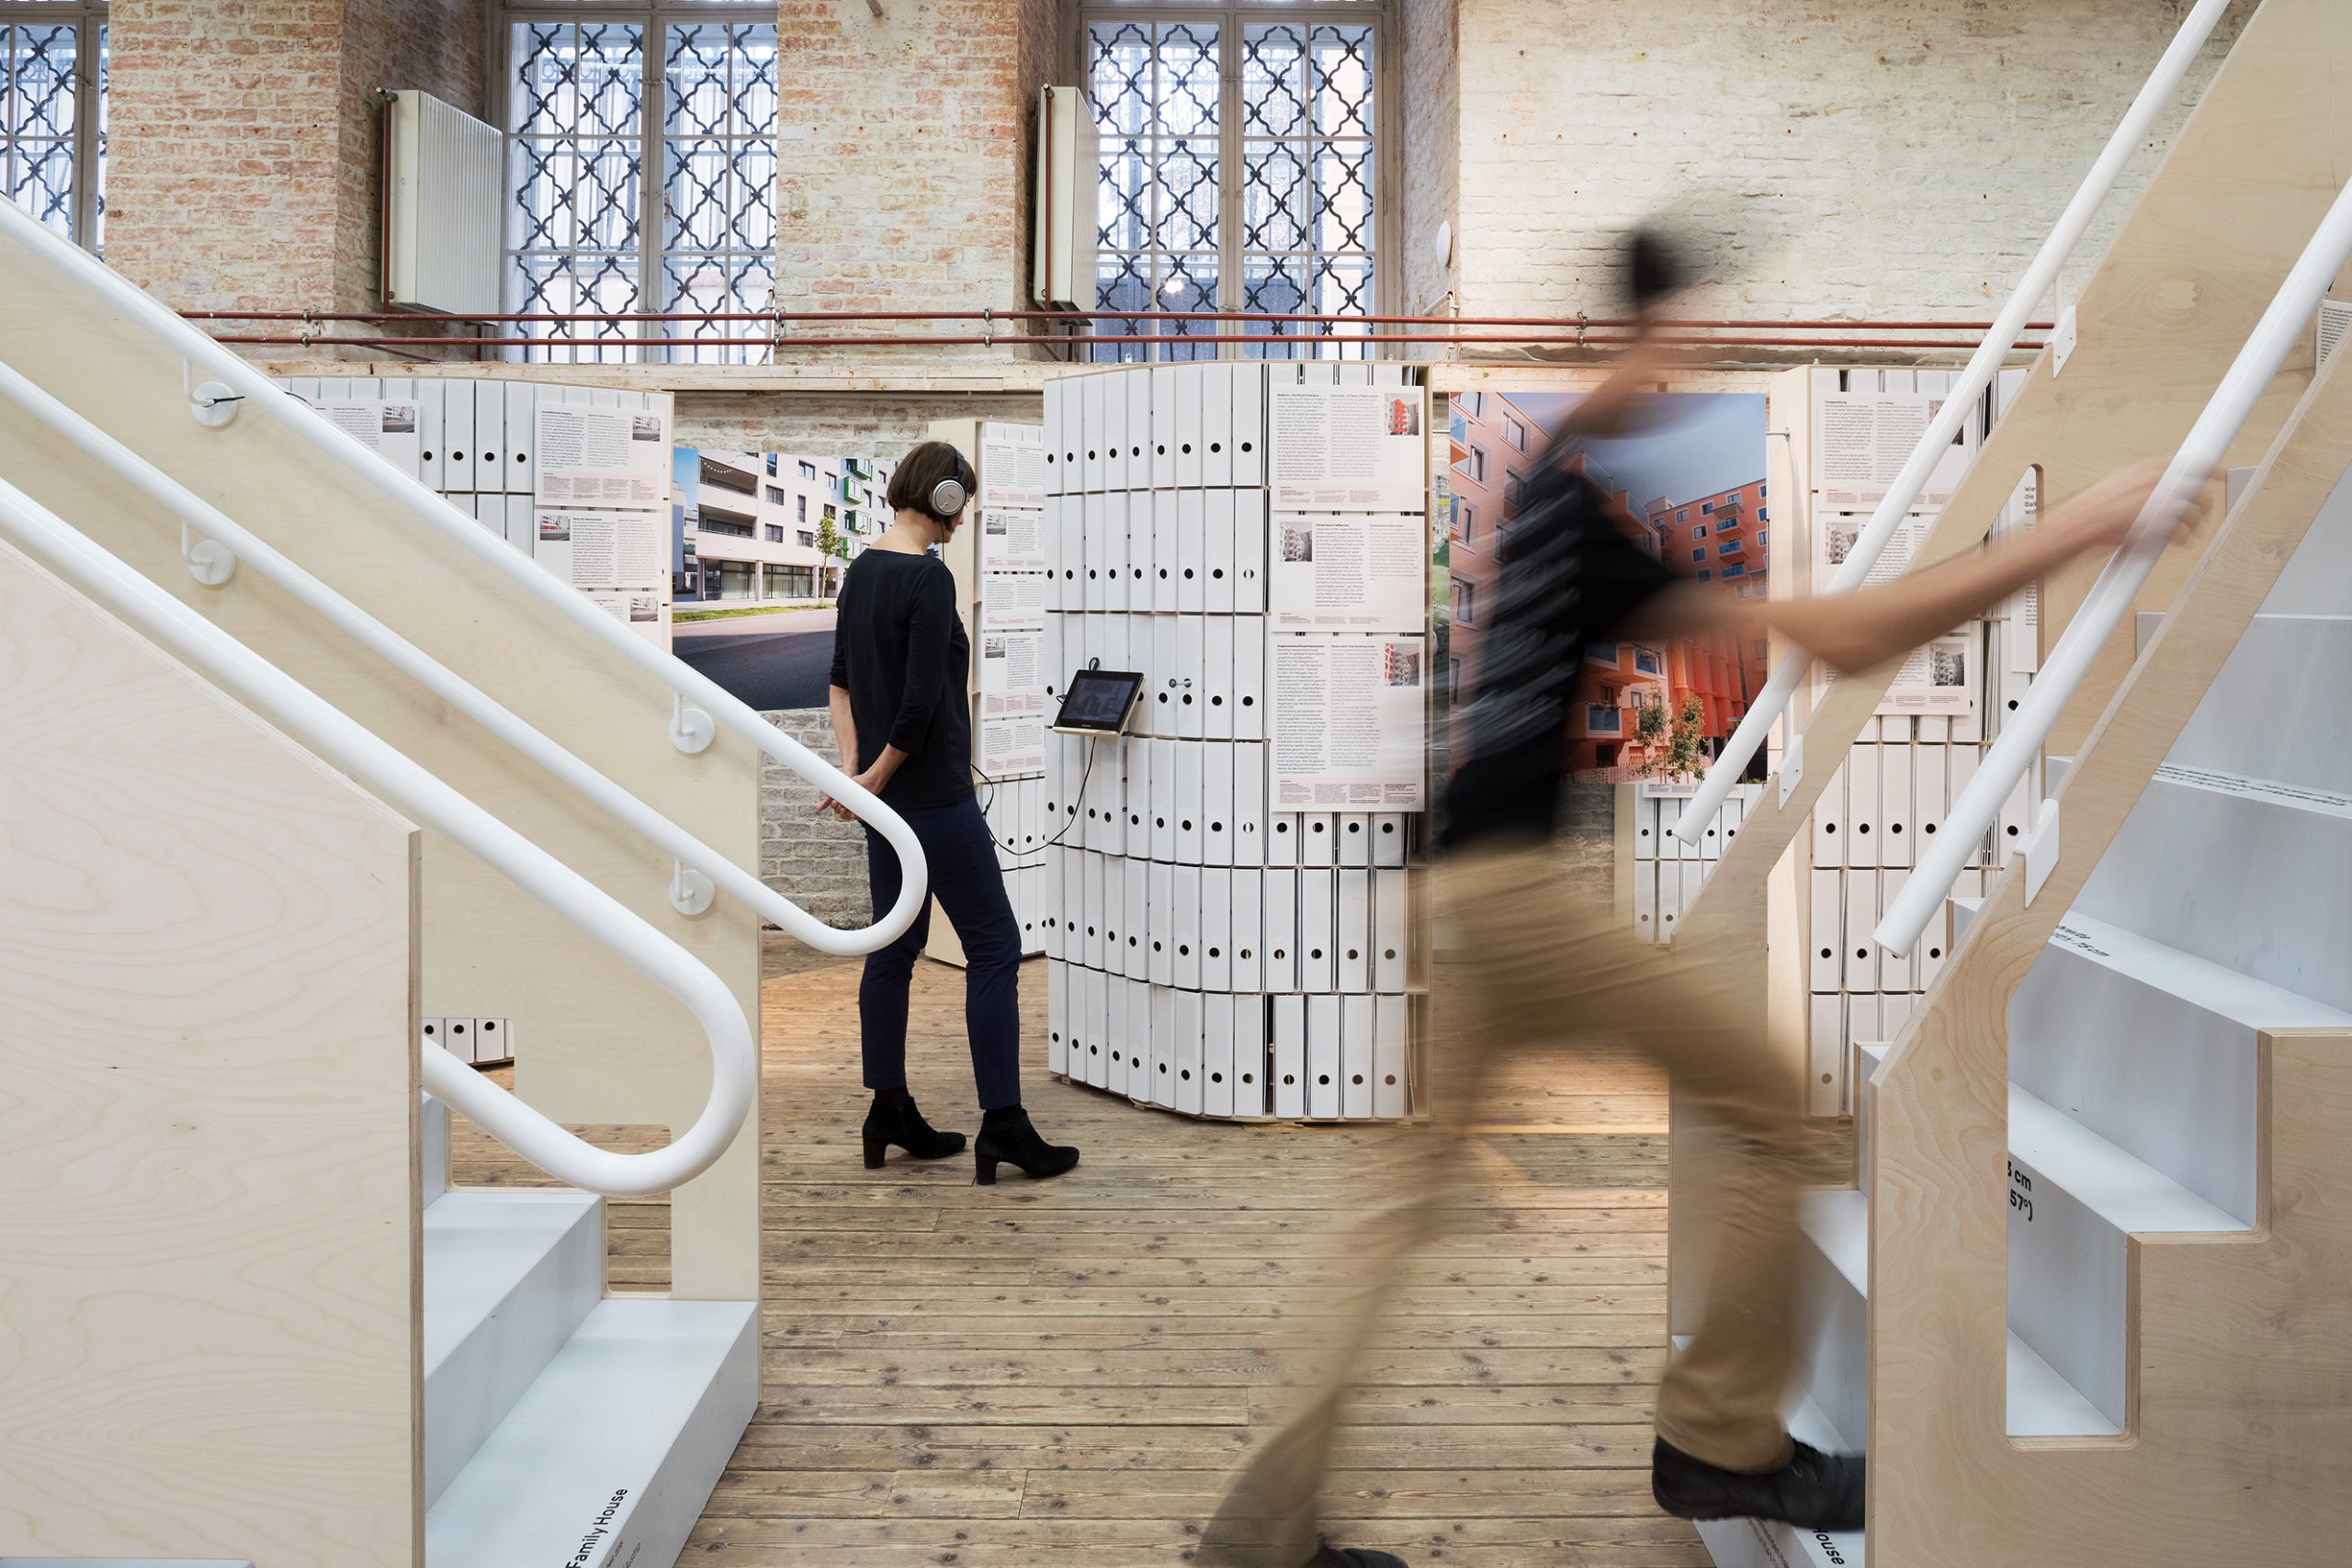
[220,332,2044,351]
[181,306,2057,333]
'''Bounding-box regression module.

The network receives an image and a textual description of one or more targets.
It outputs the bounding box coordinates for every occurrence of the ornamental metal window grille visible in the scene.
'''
[1083,3,1387,361]
[0,1,106,252]
[503,5,776,364]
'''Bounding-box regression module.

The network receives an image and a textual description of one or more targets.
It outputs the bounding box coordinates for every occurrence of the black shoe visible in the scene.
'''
[1306,1547,1408,1568]
[1651,1437,1863,1532]
[861,1092,966,1168]
[973,1106,1079,1185]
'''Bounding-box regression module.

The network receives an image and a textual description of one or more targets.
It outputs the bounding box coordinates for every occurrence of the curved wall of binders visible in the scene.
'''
[1040,360,1428,1122]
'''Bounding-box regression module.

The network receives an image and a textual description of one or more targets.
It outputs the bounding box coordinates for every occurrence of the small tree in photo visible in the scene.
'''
[816,513,845,595]
[1633,695,1669,772]
[1659,694,1708,783]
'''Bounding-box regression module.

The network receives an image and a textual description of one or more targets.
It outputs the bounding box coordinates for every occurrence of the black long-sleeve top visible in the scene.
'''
[828,548,975,810]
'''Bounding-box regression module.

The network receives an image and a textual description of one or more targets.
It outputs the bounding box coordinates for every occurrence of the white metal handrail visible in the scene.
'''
[1877,172,2352,957]
[0,195,925,958]
[0,472,752,1198]
[0,356,861,949]
[1671,0,2239,844]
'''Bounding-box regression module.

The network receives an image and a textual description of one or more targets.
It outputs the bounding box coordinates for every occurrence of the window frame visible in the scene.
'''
[495,0,778,363]
[1072,0,1399,361]
[0,0,107,251]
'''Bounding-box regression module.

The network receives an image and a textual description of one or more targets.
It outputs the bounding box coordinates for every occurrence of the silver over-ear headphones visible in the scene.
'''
[927,451,976,521]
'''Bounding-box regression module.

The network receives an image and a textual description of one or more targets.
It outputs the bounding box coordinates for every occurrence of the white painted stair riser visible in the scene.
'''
[2075,767,2352,1011]
[2249,467,2352,618]
[426,1299,758,1568]
[2167,614,2352,792]
[423,1190,603,1507]
[423,1090,449,1208]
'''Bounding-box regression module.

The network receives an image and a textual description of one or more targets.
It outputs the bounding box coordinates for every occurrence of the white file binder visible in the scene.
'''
[1335,869,1372,993]
[1057,495,1083,608]
[1268,813,1298,866]
[498,494,532,554]
[1234,490,1268,613]
[1097,853,1124,966]
[1946,745,1987,866]
[1679,860,1704,928]
[1152,491,1180,612]
[1720,791,1747,853]
[1152,615,1181,733]
[1048,961,1069,1075]
[1149,983,1177,1107]
[476,384,508,479]
[1103,370,1128,492]
[1843,869,1879,995]
[1273,996,1307,1118]
[1204,364,1234,488]
[1634,860,1659,943]
[1234,996,1270,1116]
[1880,744,1914,869]
[1303,812,1336,867]
[1174,988,1206,1114]
[503,383,537,491]
[1234,741,1267,864]
[1125,976,1153,1096]
[1263,868,1298,992]
[1044,378,1069,495]
[1373,812,1407,867]
[1149,736,1178,862]
[1103,492,1130,615]
[1881,868,1918,994]
[1082,852,1106,970]
[1634,796,1661,862]
[1339,812,1372,867]
[1176,615,1205,739]
[1205,490,1236,615]
[1809,993,1846,1118]
[1306,996,1342,1118]
[1061,848,1085,964]
[1810,869,1844,992]
[1996,767,2030,868]
[1374,994,1408,1118]
[1204,994,1237,1117]
[1373,868,1408,991]
[1148,859,1176,987]
[1174,363,1206,488]
[1123,855,1149,977]
[1232,863,1264,993]
[1299,867,1337,993]
[1150,365,1180,489]
[417,380,447,489]
[1202,866,1234,993]
[1083,496,1109,613]
[1845,744,1880,870]
[1122,735,1149,856]
[1172,863,1204,990]
[444,379,478,491]
[1879,989,1917,1039]
[1080,373,1106,493]
[1205,614,1236,742]
[1174,741,1204,862]
[1341,995,1376,1118]
[1177,489,1206,615]
[1233,363,1266,487]
[1657,854,1684,940]
[1125,368,1151,482]
[1103,976,1130,1097]
[1235,615,1266,739]
[1085,965,1110,1089]
[1813,763,1847,866]
[1847,992,1882,1055]
[1204,740,1235,865]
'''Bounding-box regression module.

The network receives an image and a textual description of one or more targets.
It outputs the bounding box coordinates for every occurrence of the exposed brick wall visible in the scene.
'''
[337,0,488,315]
[759,707,873,927]
[1401,0,1460,324]
[107,0,347,310]
[775,0,1051,351]
[1454,0,2246,325]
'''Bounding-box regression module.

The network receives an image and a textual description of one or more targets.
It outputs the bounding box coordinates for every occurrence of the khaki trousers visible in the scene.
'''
[1199,840,1811,1567]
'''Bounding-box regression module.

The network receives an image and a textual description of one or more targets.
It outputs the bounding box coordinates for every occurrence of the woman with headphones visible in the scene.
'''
[820,440,1080,1186]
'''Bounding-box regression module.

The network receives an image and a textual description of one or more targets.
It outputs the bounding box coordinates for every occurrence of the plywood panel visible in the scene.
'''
[0,544,421,1566]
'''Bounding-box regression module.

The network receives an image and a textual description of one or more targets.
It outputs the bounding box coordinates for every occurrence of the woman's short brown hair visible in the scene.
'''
[887,440,978,520]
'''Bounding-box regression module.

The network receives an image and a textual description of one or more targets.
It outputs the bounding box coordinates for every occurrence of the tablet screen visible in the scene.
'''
[1054,669,1145,734]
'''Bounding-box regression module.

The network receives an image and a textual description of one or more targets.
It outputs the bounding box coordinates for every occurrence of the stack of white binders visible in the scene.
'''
[1039,360,1424,1121]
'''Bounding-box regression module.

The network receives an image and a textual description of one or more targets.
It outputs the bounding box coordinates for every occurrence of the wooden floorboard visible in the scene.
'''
[453,942,1856,1565]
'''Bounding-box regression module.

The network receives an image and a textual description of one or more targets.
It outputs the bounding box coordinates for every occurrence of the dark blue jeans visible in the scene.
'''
[860,795,1023,1111]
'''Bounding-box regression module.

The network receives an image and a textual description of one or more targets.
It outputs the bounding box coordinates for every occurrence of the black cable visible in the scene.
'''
[971,734,1096,858]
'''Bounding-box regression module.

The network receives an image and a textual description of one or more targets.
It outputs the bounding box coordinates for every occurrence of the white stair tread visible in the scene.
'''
[1676,1337,1862,1568]
[422,1189,600,1378]
[2007,1084,2241,1237]
[2151,761,2352,818]
[427,1298,757,1568]
[1794,1187,2119,1438]
[1952,898,2347,1030]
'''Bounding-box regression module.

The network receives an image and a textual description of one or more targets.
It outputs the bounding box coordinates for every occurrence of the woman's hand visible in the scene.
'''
[2062,458,2185,553]
[814,767,888,821]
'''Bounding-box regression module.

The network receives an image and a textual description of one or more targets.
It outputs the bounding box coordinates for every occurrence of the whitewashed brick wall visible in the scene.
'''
[1453,0,2245,322]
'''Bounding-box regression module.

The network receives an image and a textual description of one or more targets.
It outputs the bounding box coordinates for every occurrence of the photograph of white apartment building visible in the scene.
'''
[673,449,894,605]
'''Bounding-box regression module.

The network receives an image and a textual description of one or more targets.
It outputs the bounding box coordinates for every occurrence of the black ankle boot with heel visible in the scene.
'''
[973,1106,1080,1185]
[861,1091,966,1168]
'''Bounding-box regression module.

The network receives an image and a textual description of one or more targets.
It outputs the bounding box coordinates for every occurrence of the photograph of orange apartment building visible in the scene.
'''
[1444,389,1768,778]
